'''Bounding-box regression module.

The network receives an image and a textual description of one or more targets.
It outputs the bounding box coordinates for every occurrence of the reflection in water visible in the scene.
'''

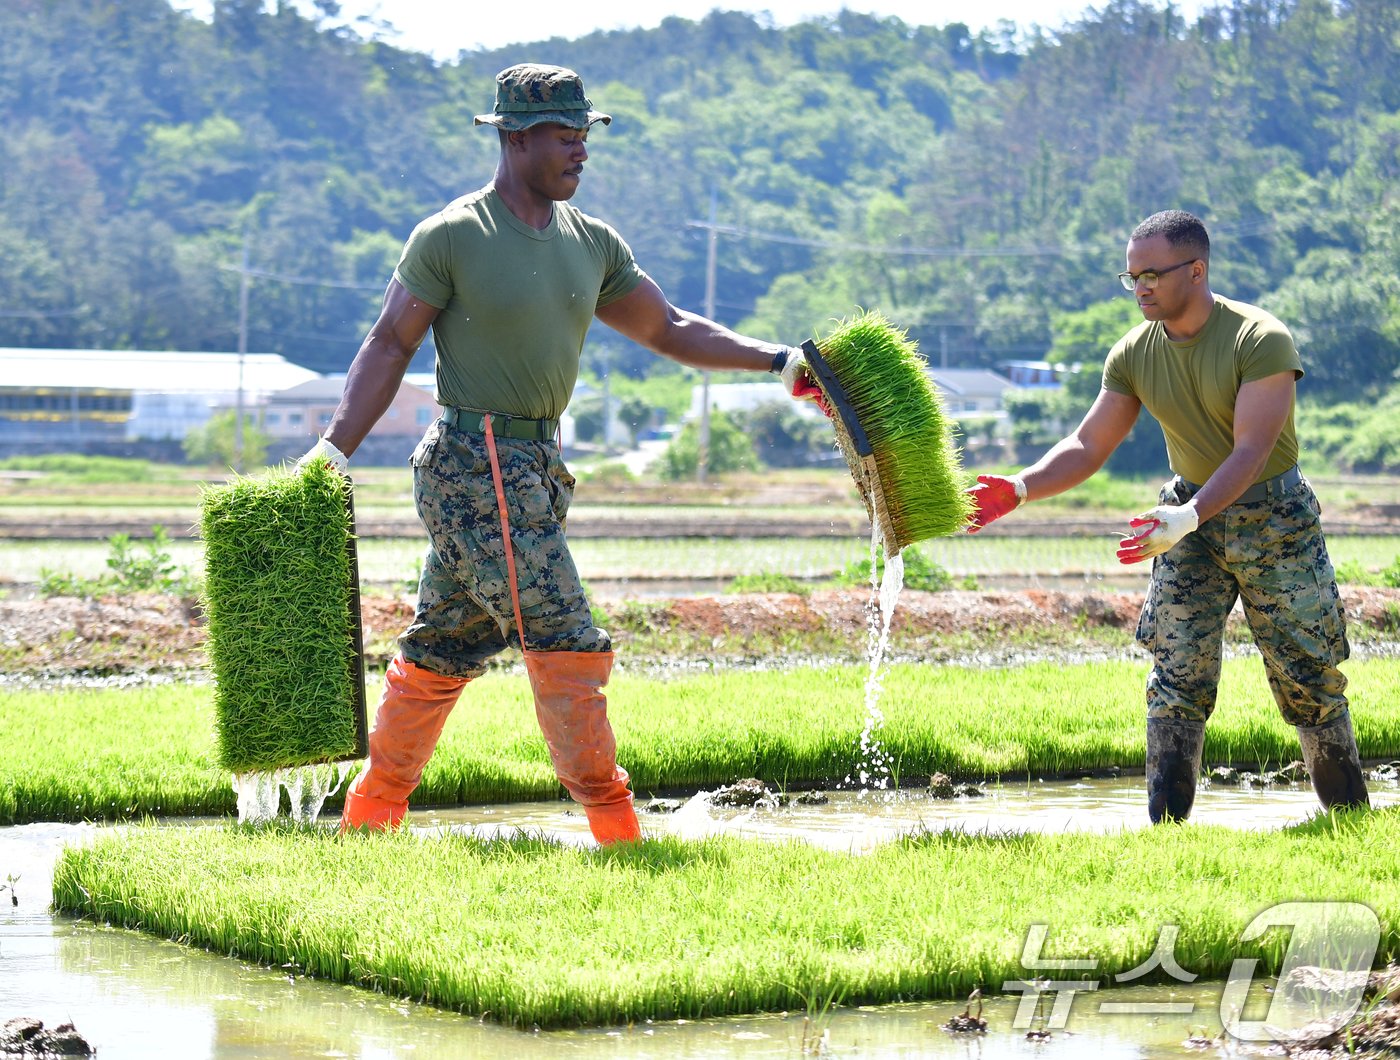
[4,774,1396,1059]
[26,910,1238,1060]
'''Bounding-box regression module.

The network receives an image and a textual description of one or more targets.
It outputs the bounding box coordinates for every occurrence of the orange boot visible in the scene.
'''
[523,649,641,845]
[340,653,467,832]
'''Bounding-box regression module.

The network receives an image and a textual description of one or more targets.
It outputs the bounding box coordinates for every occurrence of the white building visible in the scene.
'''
[0,348,318,451]
[687,380,822,420]
[686,369,1015,421]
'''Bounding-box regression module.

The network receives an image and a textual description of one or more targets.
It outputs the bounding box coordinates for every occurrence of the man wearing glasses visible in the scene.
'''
[966,209,1368,823]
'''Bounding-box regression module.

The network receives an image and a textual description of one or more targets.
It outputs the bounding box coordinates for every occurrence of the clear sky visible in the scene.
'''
[171,0,1210,59]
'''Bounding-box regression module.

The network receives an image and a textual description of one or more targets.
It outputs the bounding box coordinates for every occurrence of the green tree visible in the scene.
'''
[0,0,1395,403]
[742,401,836,468]
[1263,250,1400,396]
[657,410,760,480]
[183,411,270,469]
[1046,299,1166,474]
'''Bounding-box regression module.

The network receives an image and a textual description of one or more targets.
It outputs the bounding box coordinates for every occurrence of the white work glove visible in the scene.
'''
[1116,501,1199,564]
[775,347,832,418]
[295,437,349,475]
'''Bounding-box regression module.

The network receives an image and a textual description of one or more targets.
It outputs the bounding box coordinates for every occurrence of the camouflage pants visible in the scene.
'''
[398,418,609,679]
[1136,475,1349,727]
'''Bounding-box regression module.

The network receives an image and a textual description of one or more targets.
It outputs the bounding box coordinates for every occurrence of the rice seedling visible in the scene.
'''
[51,808,1400,1029]
[7,658,1400,824]
[38,526,197,597]
[0,684,229,824]
[806,311,973,549]
[201,461,365,773]
[5,534,1397,588]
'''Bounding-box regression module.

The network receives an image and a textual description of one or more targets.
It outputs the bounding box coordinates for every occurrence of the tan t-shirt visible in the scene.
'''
[394,185,646,420]
[1102,296,1303,485]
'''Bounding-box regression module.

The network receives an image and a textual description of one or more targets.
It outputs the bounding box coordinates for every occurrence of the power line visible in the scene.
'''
[218,263,385,292]
[248,325,362,345]
[684,217,1277,259]
[686,219,1104,257]
[0,305,90,319]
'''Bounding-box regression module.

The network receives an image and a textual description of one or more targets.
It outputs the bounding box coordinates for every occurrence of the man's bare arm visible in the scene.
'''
[1188,371,1295,522]
[323,280,441,457]
[1020,388,1142,501]
[595,277,785,372]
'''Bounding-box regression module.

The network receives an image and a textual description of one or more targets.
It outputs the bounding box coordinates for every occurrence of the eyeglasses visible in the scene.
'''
[1117,258,1196,291]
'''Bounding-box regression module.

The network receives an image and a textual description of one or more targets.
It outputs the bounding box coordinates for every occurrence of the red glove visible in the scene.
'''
[966,474,1025,532]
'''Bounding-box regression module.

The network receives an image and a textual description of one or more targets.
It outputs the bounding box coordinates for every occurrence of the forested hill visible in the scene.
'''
[2,0,1397,398]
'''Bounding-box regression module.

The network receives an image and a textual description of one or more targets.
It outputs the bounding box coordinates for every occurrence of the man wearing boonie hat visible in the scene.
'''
[301,63,824,846]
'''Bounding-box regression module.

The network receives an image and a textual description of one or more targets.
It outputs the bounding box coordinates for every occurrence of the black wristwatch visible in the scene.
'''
[769,348,789,375]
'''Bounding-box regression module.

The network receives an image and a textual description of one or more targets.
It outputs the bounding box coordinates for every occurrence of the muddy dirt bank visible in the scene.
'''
[2,587,1398,677]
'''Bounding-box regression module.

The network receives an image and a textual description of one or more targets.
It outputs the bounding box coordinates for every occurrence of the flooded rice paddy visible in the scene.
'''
[6,775,1398,1059]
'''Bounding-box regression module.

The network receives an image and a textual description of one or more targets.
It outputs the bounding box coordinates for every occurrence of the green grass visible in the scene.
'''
[201,462,362,772]
[813,311,973,546]
[724,571,809,594]
[7,534,1395,588]
[1,462,1397,517]
[7,657,1400,824]
[51,809,1400,1028]
[0,454,160,482]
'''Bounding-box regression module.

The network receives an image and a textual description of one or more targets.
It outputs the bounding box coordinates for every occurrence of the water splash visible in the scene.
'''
[670,791,724,840]
[232,761,354,825]
[845,518,904,794]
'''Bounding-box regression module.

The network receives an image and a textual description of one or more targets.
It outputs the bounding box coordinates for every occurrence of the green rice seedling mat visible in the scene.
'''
[7,657,1400,824]
[201,461,368,773]
[53,810,1399,1028]
[805,311,973,552]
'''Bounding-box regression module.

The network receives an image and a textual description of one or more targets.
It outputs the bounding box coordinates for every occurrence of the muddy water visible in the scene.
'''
[425,774,1400,847]
[5,777,1397,1059]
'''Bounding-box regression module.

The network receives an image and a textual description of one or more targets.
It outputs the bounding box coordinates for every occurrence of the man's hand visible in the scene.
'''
[966,474,1026,532]
[779,347,832,418]
[296,437,349,475]
[1116,501,1199,564]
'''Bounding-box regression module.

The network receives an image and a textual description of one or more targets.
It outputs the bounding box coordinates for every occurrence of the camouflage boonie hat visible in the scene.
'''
[473,63,611,131]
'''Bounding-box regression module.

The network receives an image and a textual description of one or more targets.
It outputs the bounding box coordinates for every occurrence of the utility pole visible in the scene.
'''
[698,187,718,484]
[235,235,250,472]
[600,345,612,453]
[219,246,382,469]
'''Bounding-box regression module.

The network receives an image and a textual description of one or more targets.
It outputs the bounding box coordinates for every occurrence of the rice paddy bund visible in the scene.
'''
[7,658,1400,825]
[50,811,1400,1029]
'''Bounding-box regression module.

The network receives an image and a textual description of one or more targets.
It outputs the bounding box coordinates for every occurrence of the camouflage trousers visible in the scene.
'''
[1136,474,1349,727]
[398,418,609,679]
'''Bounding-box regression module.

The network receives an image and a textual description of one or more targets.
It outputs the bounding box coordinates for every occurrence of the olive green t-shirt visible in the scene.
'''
[1102,296,1303,486]
[394,185,646,420]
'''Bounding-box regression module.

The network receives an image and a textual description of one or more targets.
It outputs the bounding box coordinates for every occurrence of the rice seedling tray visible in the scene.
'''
[201,462,368,774]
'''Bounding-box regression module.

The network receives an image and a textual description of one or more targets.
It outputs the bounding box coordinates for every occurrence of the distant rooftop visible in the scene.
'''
[928,368,1016,395]
[0,348,320,394]
[270,374,434,402]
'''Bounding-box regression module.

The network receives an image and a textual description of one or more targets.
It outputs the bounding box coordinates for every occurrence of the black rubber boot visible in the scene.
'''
[1297,713,1370,811]
[1146,716,1206,824]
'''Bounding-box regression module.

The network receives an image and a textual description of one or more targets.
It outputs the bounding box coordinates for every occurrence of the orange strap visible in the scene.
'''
[483,415,530,653]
